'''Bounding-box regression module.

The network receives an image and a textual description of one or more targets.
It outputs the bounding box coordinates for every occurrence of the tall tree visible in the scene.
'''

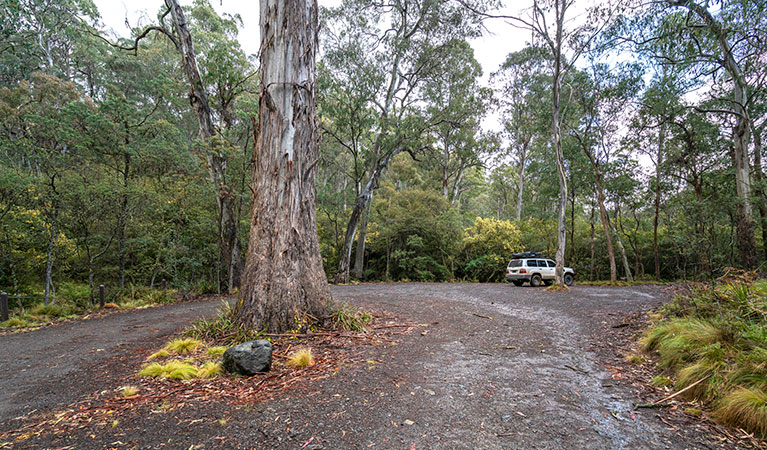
[118,0,246,291]
[236,0,332,332]
[323,0,486,283]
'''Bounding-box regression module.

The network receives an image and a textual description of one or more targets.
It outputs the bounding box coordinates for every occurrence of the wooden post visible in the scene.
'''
[99,285,105,308]
[1,292,8,322]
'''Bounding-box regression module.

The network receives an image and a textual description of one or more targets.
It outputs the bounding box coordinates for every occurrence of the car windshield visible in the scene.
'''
[509,260,522,267]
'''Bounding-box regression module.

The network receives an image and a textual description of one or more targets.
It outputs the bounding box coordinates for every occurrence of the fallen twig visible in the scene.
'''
[634,373,711,409]
[472,313,493,320]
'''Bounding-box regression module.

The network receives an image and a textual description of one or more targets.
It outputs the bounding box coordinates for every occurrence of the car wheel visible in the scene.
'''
[512,280,524,286]
[564,273,574,286]
[530,274,542,287]
[543,280,553,286]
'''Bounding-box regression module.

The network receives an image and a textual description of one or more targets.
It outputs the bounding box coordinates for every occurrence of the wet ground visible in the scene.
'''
[0,283,735,449]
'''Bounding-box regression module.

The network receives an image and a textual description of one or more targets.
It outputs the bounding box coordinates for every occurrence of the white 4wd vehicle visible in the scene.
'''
[505,253,575,287]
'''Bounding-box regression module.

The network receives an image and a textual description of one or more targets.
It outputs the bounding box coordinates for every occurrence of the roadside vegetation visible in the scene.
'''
[0,283,181,331]
[641,270,767,436]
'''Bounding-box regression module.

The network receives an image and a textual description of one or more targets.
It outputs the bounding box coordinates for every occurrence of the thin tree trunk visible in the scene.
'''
[44,203,58,305]
[612,207,633,282]
[237,0,331,332]
[118,145,130,289]
[654,122,663,280]
[582,147,617,282]
[750,120,767,260]
[515,142,528,221]
[352,197,371,279]
[166,0,244,291]
[334,152,398,283]
[551,0,568,287]
[570,183,576,266]
[589,205,596,281]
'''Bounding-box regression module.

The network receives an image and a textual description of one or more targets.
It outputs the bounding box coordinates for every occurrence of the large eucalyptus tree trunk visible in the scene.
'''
[166,0,244,291]
[237,0,332,332]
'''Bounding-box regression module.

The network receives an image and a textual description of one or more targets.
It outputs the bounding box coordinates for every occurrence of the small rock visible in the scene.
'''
[424,389,435,396]
[403,419,415,426]
[222,340,272,375]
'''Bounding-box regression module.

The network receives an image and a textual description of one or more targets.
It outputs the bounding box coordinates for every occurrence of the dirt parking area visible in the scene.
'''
[0,283,739,449]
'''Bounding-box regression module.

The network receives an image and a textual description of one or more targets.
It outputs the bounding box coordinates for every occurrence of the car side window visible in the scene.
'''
[536,260,546,267]
[526,260,537,267]
[547,260,556,268]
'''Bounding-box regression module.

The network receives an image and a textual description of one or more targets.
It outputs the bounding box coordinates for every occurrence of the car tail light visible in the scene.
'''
[520,269,526,274]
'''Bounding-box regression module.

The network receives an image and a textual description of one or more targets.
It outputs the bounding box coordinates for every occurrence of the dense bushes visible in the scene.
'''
[460,217,523,282]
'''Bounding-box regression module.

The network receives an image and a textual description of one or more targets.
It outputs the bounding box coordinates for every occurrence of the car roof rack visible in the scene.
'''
[511,252,545,259]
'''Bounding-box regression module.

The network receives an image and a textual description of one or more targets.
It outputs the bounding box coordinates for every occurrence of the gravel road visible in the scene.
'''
[1,283,728,449]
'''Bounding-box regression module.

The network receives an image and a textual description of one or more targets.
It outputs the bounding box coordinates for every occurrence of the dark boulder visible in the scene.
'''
[222,340,272,375]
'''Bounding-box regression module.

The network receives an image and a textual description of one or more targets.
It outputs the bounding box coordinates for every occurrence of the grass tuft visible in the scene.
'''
[197,362,223,379]
[206,346,227,357]
[0,317,30,328]
[147,349,170,360]
[184,300,260,345]
[138,362,165,377]
[715,388,767,436]
[163,360,198,380]
[119,386,139,397]
[163,338,202,355]
[332,303,372,331]
[626,354,646,364]
[287,348,315,367]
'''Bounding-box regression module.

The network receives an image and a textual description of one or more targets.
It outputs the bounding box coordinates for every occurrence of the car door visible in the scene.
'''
[546,260,558,280]
[536,260,552,280]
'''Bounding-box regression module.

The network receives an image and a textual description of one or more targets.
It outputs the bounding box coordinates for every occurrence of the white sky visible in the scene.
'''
[93,0,533,134]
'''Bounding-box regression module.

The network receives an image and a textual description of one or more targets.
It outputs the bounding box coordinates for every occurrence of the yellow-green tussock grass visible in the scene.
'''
[0,317,29,328]
[137,360,198,380]
[138,362,165,377]
[684,407,703,417]
[675,359,722,402]
[162,360,198,380]
[640,319,727,370]
[147,349,170,360]
[163,338,202,355]
[626,354,646,364]
[197,362,223,379]
[119,386,139,397]
[206,346,227,357]
[287,348,315,367]
[715,388,767,437]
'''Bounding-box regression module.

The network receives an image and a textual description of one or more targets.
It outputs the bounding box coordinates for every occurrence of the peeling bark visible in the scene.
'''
[237,0,331,333]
